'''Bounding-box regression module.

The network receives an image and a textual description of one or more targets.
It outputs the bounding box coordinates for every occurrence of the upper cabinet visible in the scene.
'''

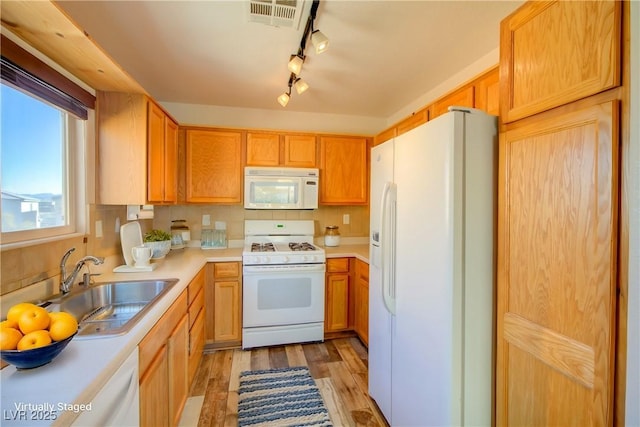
[373,66,499,146]
[500,0,621,123]
[246,132,317,168]
[97,92,178,205]
[430,86,474,120]
[185,129,243,203]
[319,136,369,205]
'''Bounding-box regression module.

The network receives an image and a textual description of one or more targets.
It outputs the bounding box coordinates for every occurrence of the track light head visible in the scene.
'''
[277,92,290,107]
[311,30,329,54]
[294,78,309,94]
[288,54,304,75]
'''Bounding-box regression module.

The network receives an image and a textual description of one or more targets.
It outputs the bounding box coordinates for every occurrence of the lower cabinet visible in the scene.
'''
[325,258,350,332]
[353,258,369,345]
[187,268,205,384]
[139,290,188,426]
[205,262,242,346]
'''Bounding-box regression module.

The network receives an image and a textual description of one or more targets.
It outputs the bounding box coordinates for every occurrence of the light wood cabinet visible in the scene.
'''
[430,85,475,119]
[283,134,317,167]
[187,268,205,385]
[319,136,369,205]
[139,290,188,426]
[497,2,623,424]
[185,129,243,203]
[474,67,500,116]
[353,258,369,346]
[97,92,178,204]
[499,0,621,123]
[325,258,350,332]
[246,132,280,166]
[205,262,242,345]
[139,344,169,427]
[167,315,188,427]
[246,132,317,167]
[394,108,429,137]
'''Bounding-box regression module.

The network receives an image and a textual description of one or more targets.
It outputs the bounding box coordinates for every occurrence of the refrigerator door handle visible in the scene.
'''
[380,181,397,315]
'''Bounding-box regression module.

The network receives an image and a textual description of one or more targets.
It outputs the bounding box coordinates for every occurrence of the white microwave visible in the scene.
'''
[244,167,319,210]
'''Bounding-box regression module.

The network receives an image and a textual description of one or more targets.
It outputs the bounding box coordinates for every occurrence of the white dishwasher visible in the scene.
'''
[72,348,140,426]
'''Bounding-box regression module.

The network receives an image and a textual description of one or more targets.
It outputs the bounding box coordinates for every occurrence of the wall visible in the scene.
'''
[0,204,125,297]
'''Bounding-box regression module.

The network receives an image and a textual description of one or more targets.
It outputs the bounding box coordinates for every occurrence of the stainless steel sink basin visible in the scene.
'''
[47,279,179,339]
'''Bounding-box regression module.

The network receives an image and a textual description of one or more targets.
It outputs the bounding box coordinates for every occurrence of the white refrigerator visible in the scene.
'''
[368,108,497,426]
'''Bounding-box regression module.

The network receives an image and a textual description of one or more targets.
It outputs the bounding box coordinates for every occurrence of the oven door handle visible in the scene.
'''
[243,263,326,274]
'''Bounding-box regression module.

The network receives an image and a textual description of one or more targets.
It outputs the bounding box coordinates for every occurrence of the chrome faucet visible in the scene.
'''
[60,248,104,294]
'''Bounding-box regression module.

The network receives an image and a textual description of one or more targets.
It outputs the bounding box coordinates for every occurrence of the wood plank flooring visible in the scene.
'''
[188,337,388,427]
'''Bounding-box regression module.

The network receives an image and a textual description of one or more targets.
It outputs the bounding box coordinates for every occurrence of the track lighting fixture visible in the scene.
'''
[276,0,329,107]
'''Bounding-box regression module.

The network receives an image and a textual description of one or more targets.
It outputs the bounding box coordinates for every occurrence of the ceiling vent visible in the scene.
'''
[247,0,306,29]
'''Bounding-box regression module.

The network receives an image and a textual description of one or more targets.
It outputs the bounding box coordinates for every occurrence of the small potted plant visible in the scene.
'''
[143,229,172,259]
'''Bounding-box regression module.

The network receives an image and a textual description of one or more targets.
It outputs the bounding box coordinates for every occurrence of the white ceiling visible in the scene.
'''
[56,0,522,119]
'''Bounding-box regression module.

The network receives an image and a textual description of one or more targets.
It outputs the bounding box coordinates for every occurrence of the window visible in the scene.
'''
[1,83,84,243]
[0,34,95,246]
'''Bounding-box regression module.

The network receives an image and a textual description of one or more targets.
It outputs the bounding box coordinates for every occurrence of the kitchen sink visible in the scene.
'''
[46,279,179,339]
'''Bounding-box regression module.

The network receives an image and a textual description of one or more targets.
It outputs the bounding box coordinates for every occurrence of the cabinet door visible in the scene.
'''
[500,1,621,123]
[213,280,241,341]
[395,108,428,136]
[354,259,369,345]
[168,314,189,426]
[325,273,349,332]
[320,136,368,205]
[186,130,243,203]
[430,85,475,119]
[188,307,205,384]
[497,101,618,426]
[474,67,500,116]
[246,132,280,166]
[163,117,178,202]
[139,345,169,427]
[147,101,166,203]
[283,134,317,167]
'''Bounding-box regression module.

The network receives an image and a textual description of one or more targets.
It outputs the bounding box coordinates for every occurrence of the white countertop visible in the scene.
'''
[0,244,367,426]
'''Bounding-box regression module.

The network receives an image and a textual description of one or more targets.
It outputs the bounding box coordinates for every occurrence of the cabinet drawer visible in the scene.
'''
[189,287,204,330]
[327,258,350,273]
[214,262,240,279]
[188,268,205,306]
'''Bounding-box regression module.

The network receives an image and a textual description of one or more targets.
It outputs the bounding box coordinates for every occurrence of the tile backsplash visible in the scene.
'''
[1,203,369,296]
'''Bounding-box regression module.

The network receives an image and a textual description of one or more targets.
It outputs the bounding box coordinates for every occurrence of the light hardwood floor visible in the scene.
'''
[186,337,388,427]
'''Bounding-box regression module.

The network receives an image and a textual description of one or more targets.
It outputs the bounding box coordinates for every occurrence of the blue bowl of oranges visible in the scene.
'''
[0,303,78,370]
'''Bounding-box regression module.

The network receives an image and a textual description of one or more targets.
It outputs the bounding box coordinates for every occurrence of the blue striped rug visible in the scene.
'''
[238,366,333,427]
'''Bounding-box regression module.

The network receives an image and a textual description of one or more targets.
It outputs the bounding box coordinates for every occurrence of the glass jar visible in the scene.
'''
[324,225,340,247]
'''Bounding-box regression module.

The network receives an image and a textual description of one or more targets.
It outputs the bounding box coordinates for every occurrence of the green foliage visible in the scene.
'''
[143,229,171,242]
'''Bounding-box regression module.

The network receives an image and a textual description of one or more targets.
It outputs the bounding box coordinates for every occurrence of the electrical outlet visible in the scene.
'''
[343,214,350,225]
[115,217,120,233]
[95,220,103,238]
[202,214,211,226]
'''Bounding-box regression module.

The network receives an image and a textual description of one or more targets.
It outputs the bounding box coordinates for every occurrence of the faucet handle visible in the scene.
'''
[81,272,101,286]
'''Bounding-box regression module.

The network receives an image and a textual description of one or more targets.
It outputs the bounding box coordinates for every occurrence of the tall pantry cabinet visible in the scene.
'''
[496,1,627,426]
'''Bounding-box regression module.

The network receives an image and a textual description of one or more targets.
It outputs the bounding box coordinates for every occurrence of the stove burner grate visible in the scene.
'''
[251,242,275,252]
[288,242,316,251]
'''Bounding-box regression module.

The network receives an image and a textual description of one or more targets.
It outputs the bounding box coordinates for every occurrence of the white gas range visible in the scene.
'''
[242,220,326,349]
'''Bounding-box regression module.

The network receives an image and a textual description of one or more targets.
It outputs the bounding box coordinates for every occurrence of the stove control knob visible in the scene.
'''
[263,256,270,263]
[253,256,260,264]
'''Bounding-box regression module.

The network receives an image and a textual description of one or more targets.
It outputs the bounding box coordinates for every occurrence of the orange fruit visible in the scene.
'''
[7,302,38,324]
[48,312,78,341]
[0,327,23,350]
[0,319,19,329]
[18,306,50,334]
[17,330,52,350]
